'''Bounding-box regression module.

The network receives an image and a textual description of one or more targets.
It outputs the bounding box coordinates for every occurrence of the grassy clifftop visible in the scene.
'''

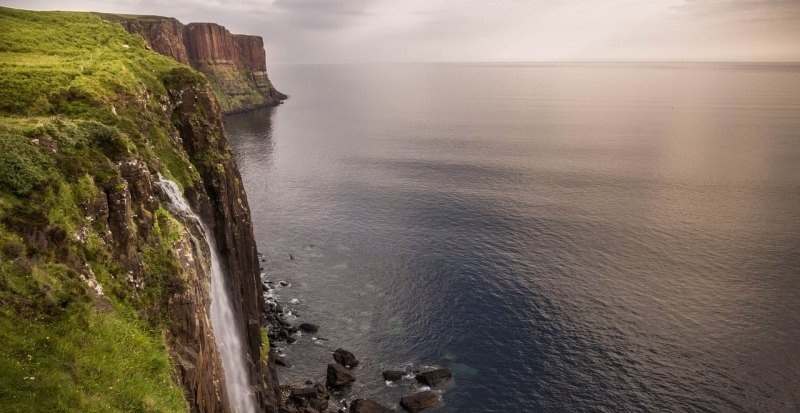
[0,7,229,412]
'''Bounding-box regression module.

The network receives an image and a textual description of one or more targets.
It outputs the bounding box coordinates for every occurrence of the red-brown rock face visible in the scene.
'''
[234,35,267,72]
[185,23,239,67]
[104,14,286,113]
[115,16,190,64]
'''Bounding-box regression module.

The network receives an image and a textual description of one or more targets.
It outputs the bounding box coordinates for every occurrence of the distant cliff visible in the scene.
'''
[103,14,287,114]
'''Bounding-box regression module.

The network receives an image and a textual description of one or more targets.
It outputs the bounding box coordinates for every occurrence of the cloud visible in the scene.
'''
[676,0,800,21]
[1,0,798,62]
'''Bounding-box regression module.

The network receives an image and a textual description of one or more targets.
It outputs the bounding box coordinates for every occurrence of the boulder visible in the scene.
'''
[349,398,394,413]
[415,368,452,387]
[326,363,355,388]
[274,354,291,367]
[290,383,329,411]
[299,322,320,333]
[382,370,406,381]
[399,391,439,412]
[333,348,359,368]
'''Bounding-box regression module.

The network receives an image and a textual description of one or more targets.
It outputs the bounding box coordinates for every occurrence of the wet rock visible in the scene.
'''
[290,383,329,411]
[382,370,406,381]
[274,354,291,367]
[399,391,439,412]
[299,322,320,333]
[333,348,359,368]
[326,363,355,389]
[280,406,300,413]
[349,398,394,413]
[280,280,289,286]
[415,368,452,387]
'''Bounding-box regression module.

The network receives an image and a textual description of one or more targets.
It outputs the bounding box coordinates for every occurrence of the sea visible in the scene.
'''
[225,63,800,412]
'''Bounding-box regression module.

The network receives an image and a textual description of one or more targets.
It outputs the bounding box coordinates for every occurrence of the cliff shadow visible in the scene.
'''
[224,106,277,169]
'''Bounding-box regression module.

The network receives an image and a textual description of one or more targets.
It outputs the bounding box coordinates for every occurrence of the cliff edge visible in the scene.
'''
[104,14,287,115]
[0,7,278,412]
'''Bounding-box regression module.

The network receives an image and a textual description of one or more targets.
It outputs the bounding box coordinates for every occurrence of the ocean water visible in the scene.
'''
[225,63,800,412]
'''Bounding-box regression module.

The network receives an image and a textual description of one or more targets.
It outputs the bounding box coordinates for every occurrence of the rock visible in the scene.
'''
[326,363,355,389]
[290,383,329,411]
[299,322,319,333]
[280,280,289,286]
[349,398,394,413]
[280,406,300,413]
[274,354,291,367]
[415,368,452,387]
[333,348,359,368]
[399,391,439,412]
[382,370,406,381]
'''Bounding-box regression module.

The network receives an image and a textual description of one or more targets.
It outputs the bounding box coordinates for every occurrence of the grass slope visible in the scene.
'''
[0,7,223,412]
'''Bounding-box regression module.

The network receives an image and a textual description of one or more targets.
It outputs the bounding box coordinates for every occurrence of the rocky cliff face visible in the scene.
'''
[0,8,279,412]
[107,14,286,114]
[165,69,282,411]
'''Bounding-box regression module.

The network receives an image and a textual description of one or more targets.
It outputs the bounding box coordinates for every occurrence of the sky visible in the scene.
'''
[3,0,799,63]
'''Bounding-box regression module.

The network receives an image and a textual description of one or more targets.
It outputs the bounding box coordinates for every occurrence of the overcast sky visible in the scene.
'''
[4,0,799,62]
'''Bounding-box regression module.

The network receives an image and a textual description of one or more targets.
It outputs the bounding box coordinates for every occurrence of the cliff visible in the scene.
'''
[105,14,287,114]
[0,7,278,412]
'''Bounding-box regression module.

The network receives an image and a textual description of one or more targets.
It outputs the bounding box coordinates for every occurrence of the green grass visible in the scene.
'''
[203,65,267,113]
[0,300,186,412]
[260,327,270,362]
[0,6,236,412]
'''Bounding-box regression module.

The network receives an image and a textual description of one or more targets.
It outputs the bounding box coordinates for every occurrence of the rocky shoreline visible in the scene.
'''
[258,253,454,412]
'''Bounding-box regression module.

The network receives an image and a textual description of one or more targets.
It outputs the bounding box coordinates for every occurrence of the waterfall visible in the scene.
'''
[157,176,257,413]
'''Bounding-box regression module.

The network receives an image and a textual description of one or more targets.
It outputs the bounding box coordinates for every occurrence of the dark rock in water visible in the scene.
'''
[415,368,452,387]
[280,280,290,286]
[280,406,300,413]
[382,370,406,381]
[274,354,291,367]
[299,322,320,333]
[289,253,294,260]
[399,391,439,412]
[286,335,298,344]
[326,363,355,388]
[349,398,394,413]
[290,383,329,411]
[333,348,359,368]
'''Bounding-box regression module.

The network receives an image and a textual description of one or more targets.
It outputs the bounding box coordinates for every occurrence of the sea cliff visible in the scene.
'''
[104,14,287,114]
[0,7,278,412]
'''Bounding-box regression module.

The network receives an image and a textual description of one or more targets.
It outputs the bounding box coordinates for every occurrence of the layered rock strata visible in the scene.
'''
[105,14,286,114]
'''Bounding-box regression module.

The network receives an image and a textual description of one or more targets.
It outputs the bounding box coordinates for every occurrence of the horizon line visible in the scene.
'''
[270,60,800,65]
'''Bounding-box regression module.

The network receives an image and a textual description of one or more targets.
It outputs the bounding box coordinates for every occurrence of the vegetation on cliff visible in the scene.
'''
[102,14,287,114]
[0,7,273,411]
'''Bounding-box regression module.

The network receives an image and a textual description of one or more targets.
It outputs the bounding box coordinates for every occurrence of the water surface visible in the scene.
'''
[226,63,800,412]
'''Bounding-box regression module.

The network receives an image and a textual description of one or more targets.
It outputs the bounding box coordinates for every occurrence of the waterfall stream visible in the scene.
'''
[157,176,256,413]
